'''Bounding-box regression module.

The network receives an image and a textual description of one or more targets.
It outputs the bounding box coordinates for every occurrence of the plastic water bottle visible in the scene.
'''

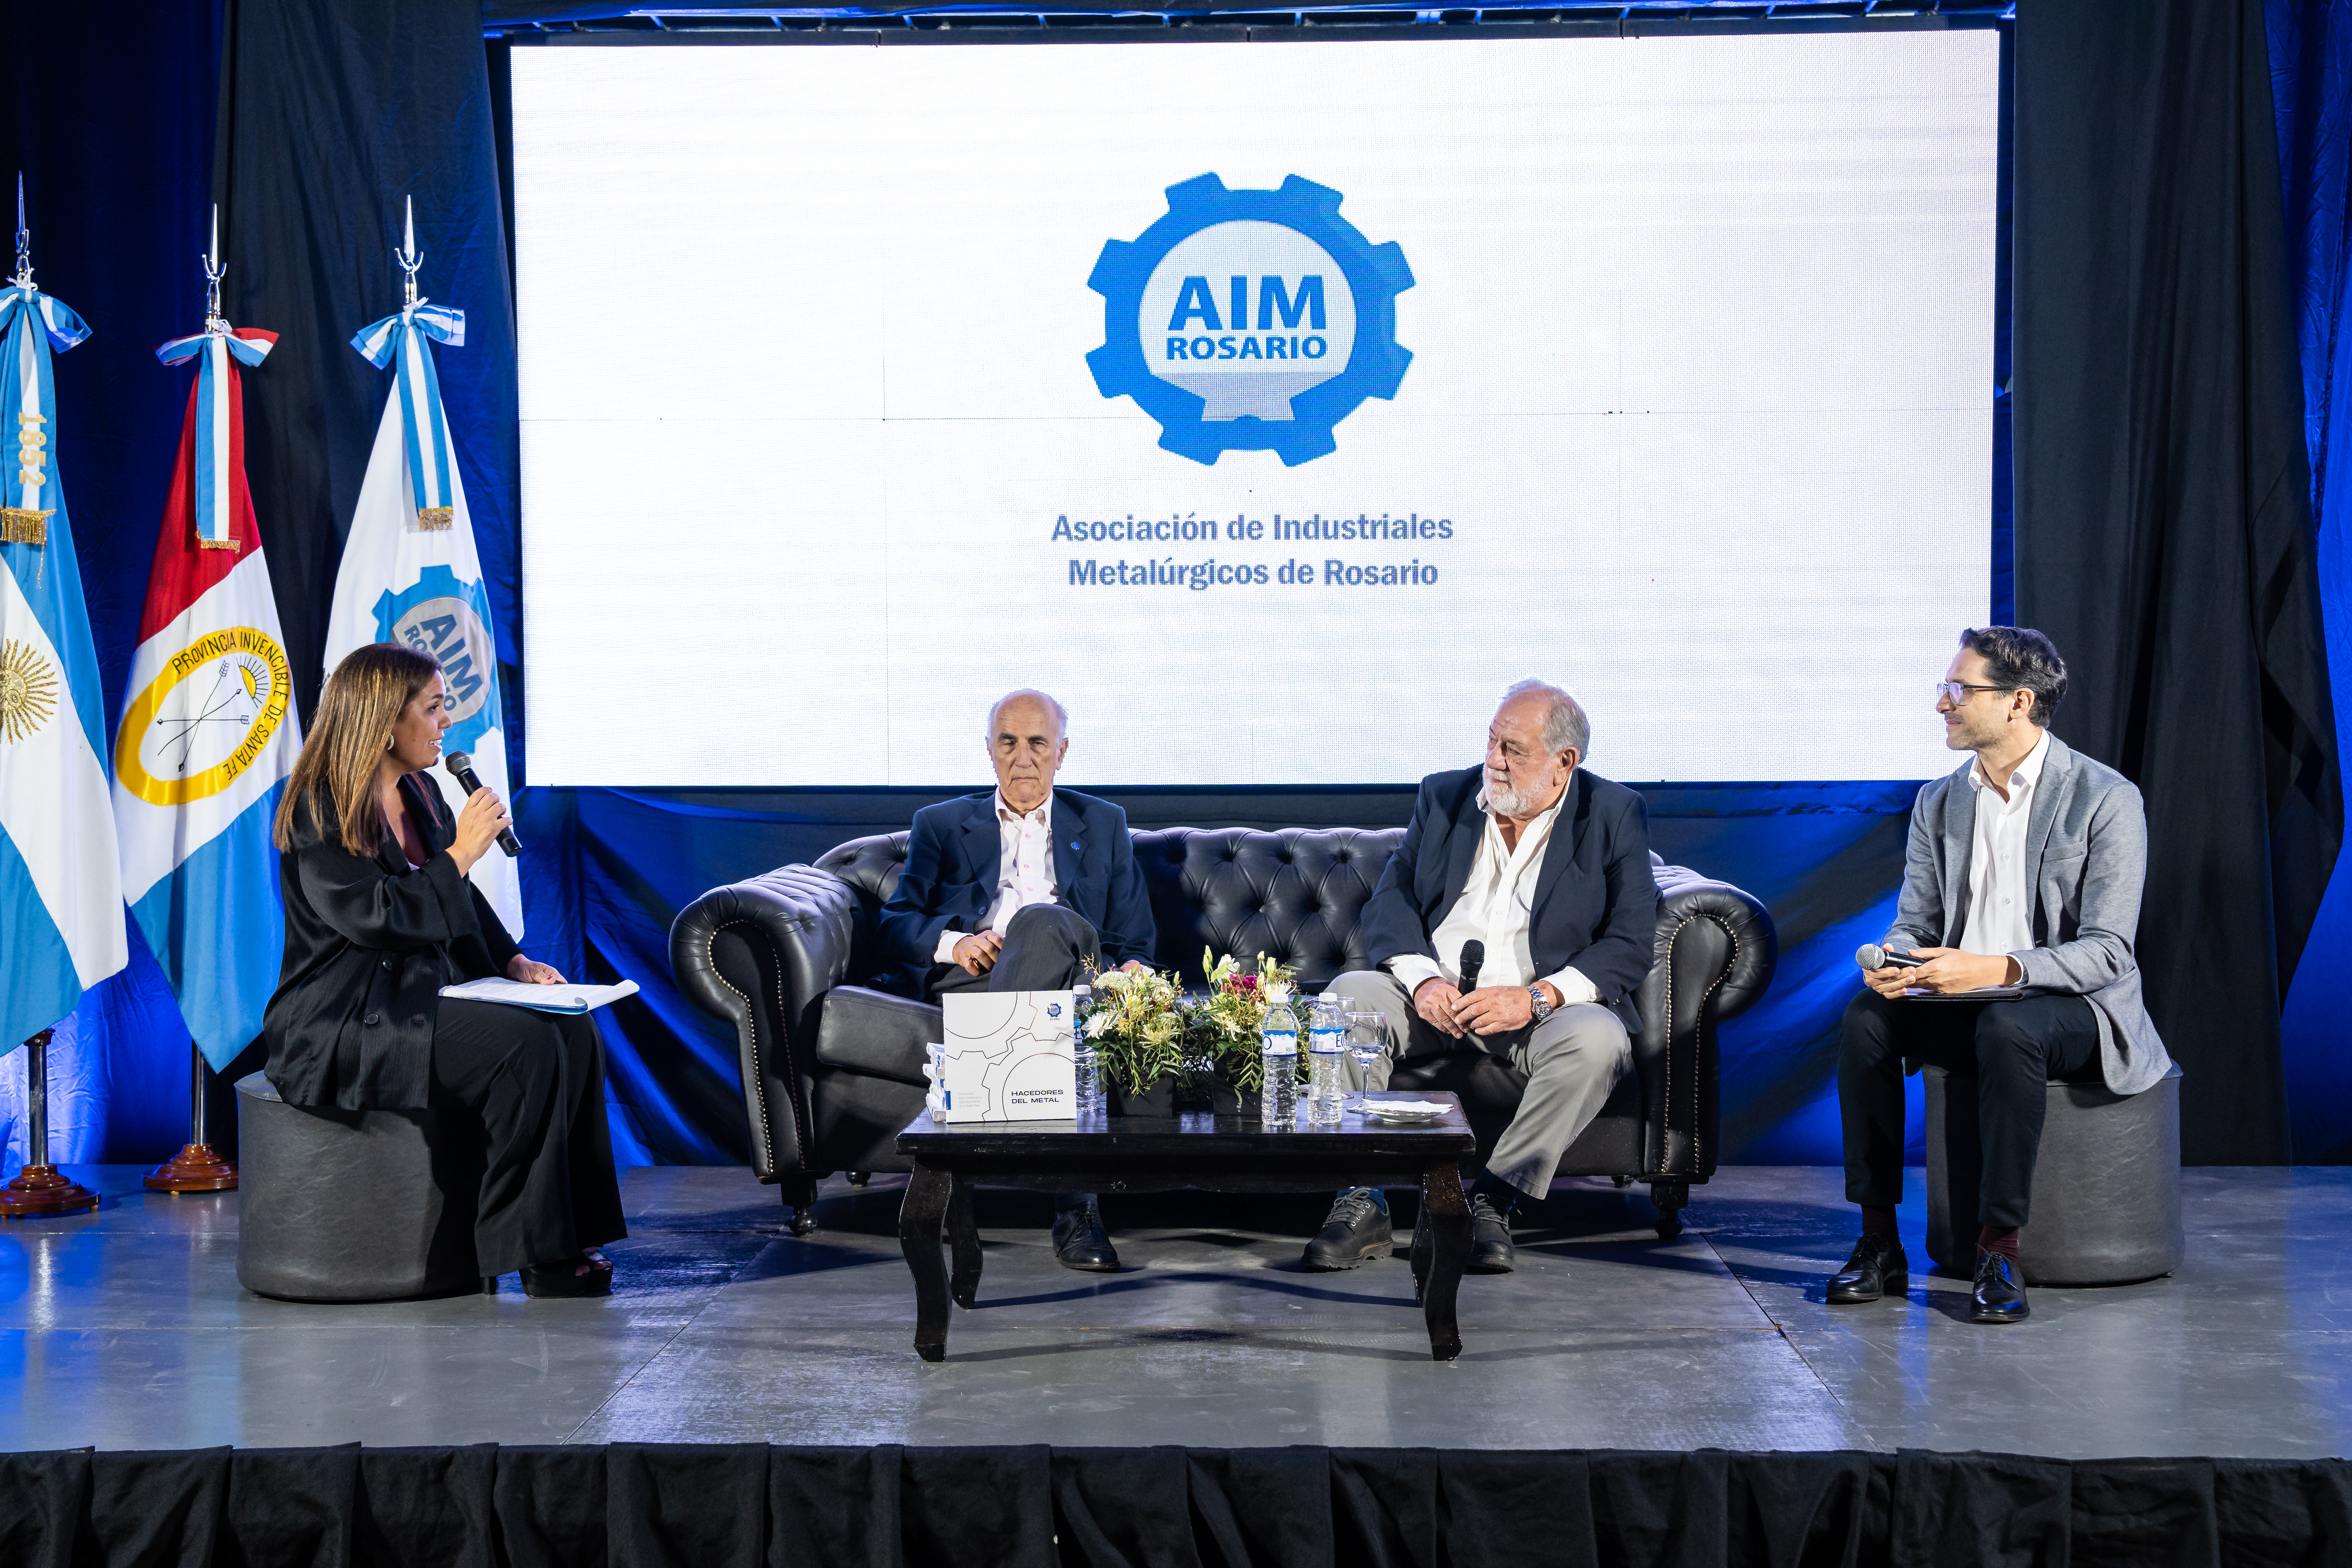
[1069,985,1102,1122]
[1260,993,1300,1125]
[1307,991,1347,1124]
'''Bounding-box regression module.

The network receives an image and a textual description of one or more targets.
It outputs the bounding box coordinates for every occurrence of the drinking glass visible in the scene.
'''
[1345,1009,1388,1113]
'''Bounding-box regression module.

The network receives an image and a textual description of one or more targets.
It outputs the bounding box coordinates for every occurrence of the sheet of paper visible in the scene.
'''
[438,977,642,1014]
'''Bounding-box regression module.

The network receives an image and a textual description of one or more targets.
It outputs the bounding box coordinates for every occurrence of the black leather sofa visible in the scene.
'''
[670,826,1775,1239]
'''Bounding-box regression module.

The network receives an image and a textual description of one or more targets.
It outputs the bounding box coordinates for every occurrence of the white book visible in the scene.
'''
[438,977,640,1015]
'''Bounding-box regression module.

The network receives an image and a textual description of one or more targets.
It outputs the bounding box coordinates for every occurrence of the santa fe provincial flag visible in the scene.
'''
[116,317,299,1070]
[326,296,520,938]
[0,280,127,1050]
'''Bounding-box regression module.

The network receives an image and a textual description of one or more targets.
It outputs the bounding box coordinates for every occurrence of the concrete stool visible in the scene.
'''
[1924,1062,2183,1285]
[235,1072,484,1302]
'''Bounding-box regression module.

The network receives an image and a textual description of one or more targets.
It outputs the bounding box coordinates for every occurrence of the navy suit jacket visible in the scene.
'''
[875,788,1157,998]
[1359,765,1658,1032]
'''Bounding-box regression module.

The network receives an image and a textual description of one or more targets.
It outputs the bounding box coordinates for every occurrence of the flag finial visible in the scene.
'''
[396,195,423,306]
[202,203,226,329]
[12,174,31,291]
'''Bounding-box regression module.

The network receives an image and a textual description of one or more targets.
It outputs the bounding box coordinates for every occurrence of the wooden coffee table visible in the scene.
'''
[895,1093,1480,1362]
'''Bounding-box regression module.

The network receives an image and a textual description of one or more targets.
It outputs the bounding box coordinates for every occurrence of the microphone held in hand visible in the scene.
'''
[1855,943,1925,971]
[1458,939,1485,995]
[444,750,522,858]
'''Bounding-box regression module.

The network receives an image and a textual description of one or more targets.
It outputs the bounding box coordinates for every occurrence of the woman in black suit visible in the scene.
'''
[265,641,625,1296]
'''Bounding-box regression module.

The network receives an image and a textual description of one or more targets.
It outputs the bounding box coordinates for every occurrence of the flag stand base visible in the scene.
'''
[3,1030,98,1219]
[0,1165,99,1219]
[146,1044,235,1192]
[144,1144,237,1193]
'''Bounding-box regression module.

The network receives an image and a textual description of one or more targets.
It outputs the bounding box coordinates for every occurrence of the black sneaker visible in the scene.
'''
[1826,1234,1909,1303]
[1971,1248,2030,1323]
[1302,1188,1394,1271]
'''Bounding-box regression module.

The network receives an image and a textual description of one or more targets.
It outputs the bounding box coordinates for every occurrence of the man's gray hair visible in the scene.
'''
[1502,678,1590,762]
[986,688,1069,739]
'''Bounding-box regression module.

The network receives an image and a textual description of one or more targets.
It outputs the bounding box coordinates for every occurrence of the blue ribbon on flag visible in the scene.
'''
[156,322,275,550]
[351,299,465,529]
[0,285,88,545]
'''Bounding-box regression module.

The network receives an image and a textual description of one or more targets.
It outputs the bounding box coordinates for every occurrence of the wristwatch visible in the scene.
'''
[1526,984,1555,1025]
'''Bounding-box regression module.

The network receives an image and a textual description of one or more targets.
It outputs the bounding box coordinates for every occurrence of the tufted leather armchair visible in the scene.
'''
[670,826,1775,1238]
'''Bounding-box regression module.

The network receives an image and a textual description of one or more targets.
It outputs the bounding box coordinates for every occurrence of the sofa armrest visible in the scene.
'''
[1631,868,1779,1180]
[669,865,866,1184]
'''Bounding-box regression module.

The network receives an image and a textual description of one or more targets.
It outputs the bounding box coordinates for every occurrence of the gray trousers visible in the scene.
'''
[926,903,1100,998]
[1329,969,1632,1203]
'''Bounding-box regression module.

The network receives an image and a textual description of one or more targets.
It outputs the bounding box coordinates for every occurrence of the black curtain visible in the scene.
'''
[213,0,521,734]
[3,1442,2351,1567]
[2015,0,2344,1164]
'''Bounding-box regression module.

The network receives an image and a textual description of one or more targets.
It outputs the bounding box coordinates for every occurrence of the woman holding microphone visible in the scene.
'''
[266,642,625,1297]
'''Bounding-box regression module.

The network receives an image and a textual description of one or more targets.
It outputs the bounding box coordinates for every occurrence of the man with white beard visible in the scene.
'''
[1301,680,1659,1274]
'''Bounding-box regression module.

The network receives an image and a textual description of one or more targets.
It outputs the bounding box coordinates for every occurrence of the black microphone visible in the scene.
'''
[444,750,521,857]
[1855,943,1925,971]
[1458,939,1485,995]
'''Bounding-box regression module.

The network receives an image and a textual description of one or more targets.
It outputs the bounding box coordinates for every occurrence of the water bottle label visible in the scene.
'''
[1310,1029,1345,1054]
[1262,1029,1298,1056]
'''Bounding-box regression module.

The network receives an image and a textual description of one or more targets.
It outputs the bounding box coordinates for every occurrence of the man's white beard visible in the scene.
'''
[1486,774,1537,817]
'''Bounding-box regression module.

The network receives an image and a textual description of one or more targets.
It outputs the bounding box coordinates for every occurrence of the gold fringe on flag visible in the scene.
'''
[0,507,51,546]
[196,532,241,552]
[416,506,453,531]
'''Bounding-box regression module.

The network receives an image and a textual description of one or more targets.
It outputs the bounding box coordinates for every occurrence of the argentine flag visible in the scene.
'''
[0,280,127,1050]
[114,314,300,1071]
[325,286,520,938]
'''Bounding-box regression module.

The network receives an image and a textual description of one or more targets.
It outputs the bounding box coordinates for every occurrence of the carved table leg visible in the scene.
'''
[946,1174,982,1309]
[1418,1160,1469,1362]
[898,1163,955,1362]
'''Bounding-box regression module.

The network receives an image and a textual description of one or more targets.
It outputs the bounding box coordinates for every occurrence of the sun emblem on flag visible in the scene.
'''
[0,639,58,744]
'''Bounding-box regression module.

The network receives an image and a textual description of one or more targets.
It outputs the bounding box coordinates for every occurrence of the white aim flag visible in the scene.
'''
[324,282,521,939]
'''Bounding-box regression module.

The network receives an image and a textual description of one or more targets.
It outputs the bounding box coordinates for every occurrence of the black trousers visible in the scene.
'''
[928,904,1102,1222]
[431,999,629,1276]
[924,902,1102,999]
[1838,988,2104,1229]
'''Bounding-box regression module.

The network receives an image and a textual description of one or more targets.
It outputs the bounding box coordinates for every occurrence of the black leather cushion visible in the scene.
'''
[1131,826,1402,986]
[813,986,939,1086]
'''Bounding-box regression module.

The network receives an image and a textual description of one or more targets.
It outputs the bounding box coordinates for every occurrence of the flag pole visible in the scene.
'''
[0,1030,100,1219]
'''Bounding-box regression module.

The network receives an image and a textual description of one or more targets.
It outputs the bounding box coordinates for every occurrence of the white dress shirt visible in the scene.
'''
[933,789,1061,963]
[1957,729,2050,975]
[1386,782,1600,1007]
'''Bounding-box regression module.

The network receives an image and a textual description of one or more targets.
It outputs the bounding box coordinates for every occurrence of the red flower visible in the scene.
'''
[1232,975,1259,993]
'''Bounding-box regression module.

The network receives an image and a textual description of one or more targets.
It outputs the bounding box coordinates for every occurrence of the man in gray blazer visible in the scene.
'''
[1828,627,2171,1325]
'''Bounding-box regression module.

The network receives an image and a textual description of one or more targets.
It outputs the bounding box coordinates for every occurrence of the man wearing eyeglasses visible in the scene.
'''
[1828,627,2171,1324]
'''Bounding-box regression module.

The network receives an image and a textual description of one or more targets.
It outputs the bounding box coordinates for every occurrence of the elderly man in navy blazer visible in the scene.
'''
[1303,679,1659,1275]
[878,688,1156,1271]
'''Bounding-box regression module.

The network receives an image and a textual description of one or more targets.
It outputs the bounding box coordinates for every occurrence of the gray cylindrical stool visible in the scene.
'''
[1925,1062,2183,1285]
[235,1072,484,1302]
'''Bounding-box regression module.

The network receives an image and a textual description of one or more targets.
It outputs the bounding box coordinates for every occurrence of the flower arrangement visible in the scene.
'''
[1080,963,1187,1095]
[1181,949,1299,1095]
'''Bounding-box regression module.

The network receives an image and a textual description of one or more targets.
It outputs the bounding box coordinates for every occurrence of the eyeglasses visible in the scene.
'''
[1935,681,2011,705]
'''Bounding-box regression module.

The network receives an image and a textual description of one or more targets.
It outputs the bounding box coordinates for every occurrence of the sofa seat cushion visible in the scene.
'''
[813,986,941,1087]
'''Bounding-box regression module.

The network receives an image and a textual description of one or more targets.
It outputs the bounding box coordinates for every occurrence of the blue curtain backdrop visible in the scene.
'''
[8,2,2343,1174]
[2270,0,2352,1161]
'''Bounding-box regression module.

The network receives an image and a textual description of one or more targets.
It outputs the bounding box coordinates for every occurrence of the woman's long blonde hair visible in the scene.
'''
[273,642,444,856]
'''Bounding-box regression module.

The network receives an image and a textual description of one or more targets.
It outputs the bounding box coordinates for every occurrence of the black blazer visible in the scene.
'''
[874,788,1156,997]
[263,773,521,1112]
[1359,765,1658,1032]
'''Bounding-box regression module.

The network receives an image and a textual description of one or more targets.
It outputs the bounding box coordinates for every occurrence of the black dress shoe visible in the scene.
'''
[1826,1234,1908,1304]
[1467,1192,1516,1273]
[1971,1248,2030,1323]
[1302,1189,1393,1271]
[1051,1197,1120,1272]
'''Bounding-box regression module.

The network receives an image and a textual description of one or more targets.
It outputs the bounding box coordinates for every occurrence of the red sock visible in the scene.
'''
[1977,1224,2020,1260]
[1860,1205,1899,1239]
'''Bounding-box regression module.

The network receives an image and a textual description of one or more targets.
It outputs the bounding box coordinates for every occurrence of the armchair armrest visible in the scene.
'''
[1632,867,1780,1180]
[669,864,866,1183]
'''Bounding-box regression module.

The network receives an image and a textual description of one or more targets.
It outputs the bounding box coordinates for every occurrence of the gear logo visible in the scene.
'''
[1087,174,1413,466]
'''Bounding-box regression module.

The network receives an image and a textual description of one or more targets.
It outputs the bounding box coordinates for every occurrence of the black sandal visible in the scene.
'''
[520,1247,614,1299]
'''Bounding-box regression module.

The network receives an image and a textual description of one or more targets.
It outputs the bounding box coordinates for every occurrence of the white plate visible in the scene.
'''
[1362,1100,1451,1120]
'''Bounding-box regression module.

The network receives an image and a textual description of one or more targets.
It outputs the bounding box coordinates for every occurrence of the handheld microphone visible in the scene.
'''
[444,751,521,857]
[1855,943,1925,972]
[1457,940,1485,995]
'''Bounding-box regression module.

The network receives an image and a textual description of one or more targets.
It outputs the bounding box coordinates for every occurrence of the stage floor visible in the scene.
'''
[3,1164,2345,1458]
